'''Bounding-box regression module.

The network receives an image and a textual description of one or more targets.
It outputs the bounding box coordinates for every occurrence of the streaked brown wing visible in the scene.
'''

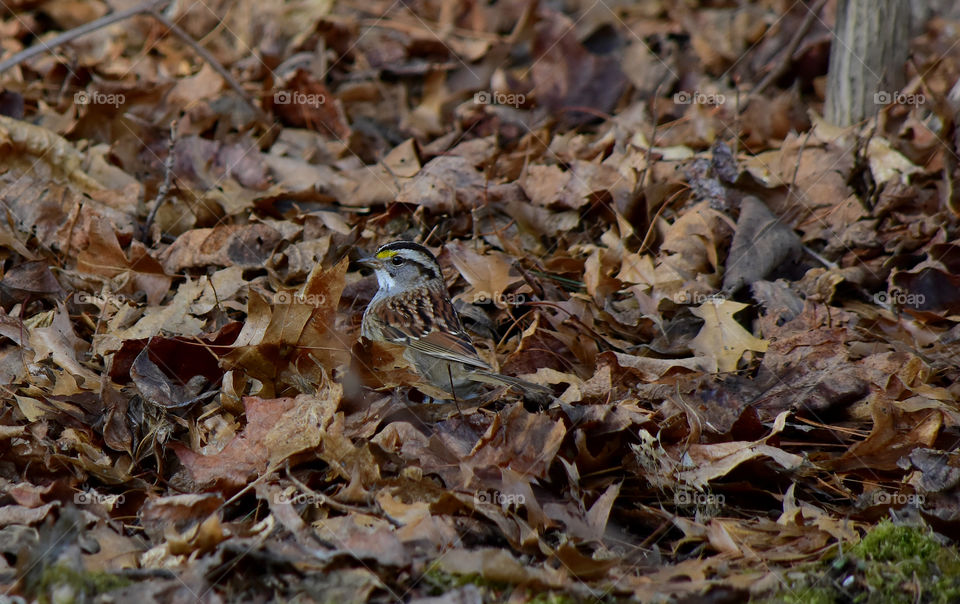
[406,328,490,370]
[374,284,490,370]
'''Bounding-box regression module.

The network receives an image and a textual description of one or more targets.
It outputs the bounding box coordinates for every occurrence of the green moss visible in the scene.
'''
[775,586,837,604]
[849,521,960,604]
[853,520,942,562]
[35,564,131,603]
[420,566,512,598]
[756,521,960,604]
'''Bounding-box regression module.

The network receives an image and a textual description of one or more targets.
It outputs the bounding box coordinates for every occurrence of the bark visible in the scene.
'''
[824,0,911,126]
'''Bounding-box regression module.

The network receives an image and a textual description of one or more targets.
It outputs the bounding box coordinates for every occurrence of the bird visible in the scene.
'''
[358,240,551,402]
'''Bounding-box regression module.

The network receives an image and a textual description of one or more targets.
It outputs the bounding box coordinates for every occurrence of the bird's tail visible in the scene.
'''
[470,370,554,402]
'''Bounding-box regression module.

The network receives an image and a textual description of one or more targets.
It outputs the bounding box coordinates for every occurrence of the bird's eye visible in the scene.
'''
[391,256,405,266]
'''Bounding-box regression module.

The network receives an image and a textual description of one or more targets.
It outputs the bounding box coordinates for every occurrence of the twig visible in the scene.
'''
[751,0,829,98]
[284,461,372,516]
[638,82,663,192]
[0,0,168,73]
[148,10,271,125]
[141,120,178,241]
[638,187,684,254]
[0,0,272,125]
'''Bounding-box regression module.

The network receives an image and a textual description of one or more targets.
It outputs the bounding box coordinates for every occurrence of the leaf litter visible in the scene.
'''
[1,0,960,602]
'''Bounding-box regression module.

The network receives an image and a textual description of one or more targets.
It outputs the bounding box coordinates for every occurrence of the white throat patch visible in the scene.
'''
[375,270,397,293]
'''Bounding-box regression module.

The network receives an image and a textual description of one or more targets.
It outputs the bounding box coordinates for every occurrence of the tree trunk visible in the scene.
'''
[824,0,911,126]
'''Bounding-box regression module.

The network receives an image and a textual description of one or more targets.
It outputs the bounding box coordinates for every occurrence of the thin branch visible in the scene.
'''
[751,0,829,98]
[0,0,168,73]
[148,10,271,125]
[141,120,178,242]
[0,0,272,125]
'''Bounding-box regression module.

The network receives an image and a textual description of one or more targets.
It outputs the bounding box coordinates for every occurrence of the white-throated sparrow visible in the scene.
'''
[358,240,551,401]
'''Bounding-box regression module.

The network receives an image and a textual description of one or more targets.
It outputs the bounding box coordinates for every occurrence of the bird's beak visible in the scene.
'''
[356,256,380,270]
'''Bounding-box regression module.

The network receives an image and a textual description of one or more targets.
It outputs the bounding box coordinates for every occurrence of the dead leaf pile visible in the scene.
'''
[1,0,960,601]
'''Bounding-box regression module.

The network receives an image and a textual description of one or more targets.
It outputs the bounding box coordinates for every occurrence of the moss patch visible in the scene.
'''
[757,521,960,604]
[34,564,131,603]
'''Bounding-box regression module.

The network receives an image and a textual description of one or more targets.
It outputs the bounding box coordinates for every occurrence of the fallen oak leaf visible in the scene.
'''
[112,277,206,340]
[222,257,350,388]
[722,196,802,293]
[435,547,566,588]
[0,114,103,191]
[264,379,341,466]
[446,240,521,306]
[130,341,213,409]
[689,299,768,372]
[311,513,408,567]
[139,493,223,544]
[531,8,627,127]
[159,223,284,272]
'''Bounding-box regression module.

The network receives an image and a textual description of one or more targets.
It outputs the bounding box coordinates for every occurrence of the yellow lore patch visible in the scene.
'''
[376,250,399,259]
